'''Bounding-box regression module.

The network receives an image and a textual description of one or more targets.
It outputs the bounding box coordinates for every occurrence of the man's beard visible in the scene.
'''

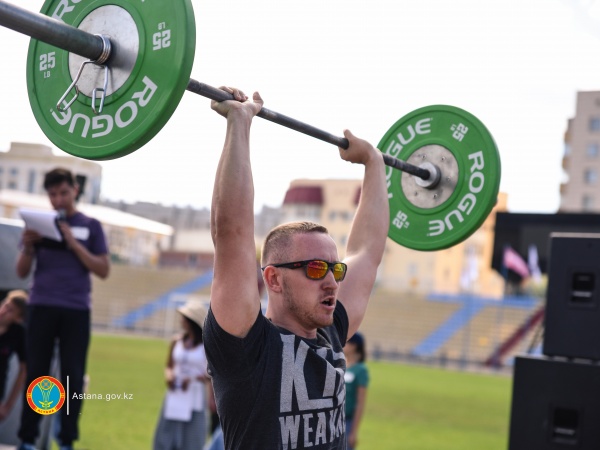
[281,277,334,330]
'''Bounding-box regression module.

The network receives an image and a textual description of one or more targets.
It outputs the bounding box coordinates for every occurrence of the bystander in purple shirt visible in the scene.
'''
[29,212,108,310]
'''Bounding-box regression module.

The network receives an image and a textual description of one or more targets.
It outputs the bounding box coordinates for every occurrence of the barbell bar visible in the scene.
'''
[0,0,501,251]
[0,0,431,180]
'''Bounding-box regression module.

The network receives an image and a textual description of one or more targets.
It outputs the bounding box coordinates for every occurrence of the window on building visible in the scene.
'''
[329,211,336,221]
[9,168,18,176]
[91,179,101,204]
[590,117,600,131]
[27,169,36,193]
[8,181,16,189]
[583,195,594,211]
[587,143,600,158]
[585,169,598,184]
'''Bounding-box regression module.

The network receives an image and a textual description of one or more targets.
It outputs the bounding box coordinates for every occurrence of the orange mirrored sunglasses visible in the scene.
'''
[262,259,347,282]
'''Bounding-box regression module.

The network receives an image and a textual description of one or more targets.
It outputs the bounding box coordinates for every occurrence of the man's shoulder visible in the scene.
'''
[354,362,368,374]
[71,212,105,239]
[205,305,272,344]
[72,211,100,225]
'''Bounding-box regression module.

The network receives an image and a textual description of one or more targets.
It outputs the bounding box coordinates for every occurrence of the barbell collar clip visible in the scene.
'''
[92,34,111,65]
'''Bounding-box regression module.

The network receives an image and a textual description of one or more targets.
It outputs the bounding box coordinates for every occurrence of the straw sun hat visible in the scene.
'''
[177,300,208,328]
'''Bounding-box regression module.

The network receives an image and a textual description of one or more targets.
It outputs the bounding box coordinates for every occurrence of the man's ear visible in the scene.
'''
[262,266,283,293]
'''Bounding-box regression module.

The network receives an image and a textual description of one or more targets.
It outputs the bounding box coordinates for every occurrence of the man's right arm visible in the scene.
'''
[209,88,263,338]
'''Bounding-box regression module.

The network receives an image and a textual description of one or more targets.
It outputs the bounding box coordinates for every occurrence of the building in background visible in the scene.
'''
[0,142,102,204]
[280,179,360,259]
[561,91,600,212]
[100,199,211,230]
[255,205,283,238]
[0,142,508,296]
[0,143,173,265]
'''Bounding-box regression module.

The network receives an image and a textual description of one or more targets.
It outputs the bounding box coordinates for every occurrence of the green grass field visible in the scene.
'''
[65,333,512,449]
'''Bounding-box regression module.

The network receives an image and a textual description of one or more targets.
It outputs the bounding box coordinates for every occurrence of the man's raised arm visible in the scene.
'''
[337,130,389,337]
[209,88,263,338]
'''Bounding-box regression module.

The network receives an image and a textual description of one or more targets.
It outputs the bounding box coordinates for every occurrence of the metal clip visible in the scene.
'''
[56,59,109,115]
[56,60,92,112]
[92,65,109,114]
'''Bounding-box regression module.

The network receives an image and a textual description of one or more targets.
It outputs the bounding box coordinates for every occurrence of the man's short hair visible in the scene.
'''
[4,290,28,320]
[43,167,76,190]
[261,221,329,266]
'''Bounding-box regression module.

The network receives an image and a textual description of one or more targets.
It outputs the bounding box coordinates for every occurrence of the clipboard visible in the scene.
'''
[18,208,63,242]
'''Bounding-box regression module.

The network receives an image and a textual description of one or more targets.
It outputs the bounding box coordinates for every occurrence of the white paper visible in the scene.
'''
[18,208,62,241]
[163,389,193,422]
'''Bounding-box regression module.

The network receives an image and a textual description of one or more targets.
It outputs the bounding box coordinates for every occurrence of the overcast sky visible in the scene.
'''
[1,0,600,213]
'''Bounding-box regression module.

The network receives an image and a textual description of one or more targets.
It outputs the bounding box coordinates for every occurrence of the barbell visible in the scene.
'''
[0,0,501,251]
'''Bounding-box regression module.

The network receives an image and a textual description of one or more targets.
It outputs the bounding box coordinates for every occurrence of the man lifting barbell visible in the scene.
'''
[203,87,389,450]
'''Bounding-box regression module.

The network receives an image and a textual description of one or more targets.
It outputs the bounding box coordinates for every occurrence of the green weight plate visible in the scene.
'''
[26,0,195,160]
[379,105,501,251]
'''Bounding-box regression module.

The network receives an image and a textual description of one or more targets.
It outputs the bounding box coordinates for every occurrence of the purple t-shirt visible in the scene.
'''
[29,212,108,310]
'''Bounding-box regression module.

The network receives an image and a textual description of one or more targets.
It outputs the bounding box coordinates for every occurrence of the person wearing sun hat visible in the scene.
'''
[177,300,208,330]
[153,300,210,450]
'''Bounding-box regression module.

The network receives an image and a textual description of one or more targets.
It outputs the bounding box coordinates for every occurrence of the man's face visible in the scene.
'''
[280,233,341,331]
[46,181,78,213]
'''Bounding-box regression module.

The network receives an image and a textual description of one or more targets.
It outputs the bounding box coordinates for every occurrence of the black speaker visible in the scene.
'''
[543,233,600,360]
[509,356,600,449]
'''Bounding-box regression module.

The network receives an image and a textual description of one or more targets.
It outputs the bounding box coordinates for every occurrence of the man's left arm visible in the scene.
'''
[337,130,389,337]
[58,221,110,279]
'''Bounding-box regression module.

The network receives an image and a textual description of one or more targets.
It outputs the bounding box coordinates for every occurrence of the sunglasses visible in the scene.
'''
[263,259,347,282]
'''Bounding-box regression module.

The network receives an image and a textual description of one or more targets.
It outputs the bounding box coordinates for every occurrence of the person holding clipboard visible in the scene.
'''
[16,167,109,450]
